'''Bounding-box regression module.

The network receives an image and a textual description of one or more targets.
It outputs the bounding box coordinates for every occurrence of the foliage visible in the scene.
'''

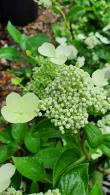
[1,0,110,194]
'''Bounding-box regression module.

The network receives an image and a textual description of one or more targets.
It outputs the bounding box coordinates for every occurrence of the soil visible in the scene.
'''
[0,8,58,108]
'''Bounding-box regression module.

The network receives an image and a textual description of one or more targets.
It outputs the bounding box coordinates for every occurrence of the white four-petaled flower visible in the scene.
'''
[1,92,39,123]
[38,42,78,65]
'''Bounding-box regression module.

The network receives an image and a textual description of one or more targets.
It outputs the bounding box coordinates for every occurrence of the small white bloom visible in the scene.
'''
[76,56,85,67]
[55,37,67,45]
[0,163,16,192]
[84,33,100,49]
[77,34,86,40]
[95,32,110,44]
[92,65,110,87]
[67,45,78,60]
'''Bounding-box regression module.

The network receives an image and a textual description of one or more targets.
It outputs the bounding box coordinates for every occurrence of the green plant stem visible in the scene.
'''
[54,4,73,40]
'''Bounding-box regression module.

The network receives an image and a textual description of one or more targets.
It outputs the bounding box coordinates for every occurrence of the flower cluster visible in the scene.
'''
[84,32,100,49]
[1,188,61,195]
[2,188,22,195]
[97,114,110,134]
[25,59,63,98]
[40,65,110,133]
[36,189,61,195]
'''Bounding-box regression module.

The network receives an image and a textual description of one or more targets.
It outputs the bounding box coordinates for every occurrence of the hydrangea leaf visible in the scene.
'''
[38,42,55,57]
[1,92,39,123]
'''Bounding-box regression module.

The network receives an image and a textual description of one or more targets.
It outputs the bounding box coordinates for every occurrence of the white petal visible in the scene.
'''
[0,179,11,192]
[6,92,22,112]
[55,45,72,58]
[55,37,67,45]
[1,106,36,123]
[67,45,78,59]
[50,54,67,65]
[92,69,108,87]
[22,93,39,112]
[38,42,55,57]
[0,163,16,182]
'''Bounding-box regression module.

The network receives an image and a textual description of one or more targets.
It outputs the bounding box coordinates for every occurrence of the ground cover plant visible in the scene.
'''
[1,0,110,194]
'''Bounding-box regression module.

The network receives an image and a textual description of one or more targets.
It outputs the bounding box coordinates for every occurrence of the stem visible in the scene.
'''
[56,6,70,30]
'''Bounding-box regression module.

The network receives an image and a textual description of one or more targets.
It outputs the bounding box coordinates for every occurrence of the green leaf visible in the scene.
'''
[7,22,49,53]
[33,119,61,139]
[0,47,25,62]
[0,144,17,163]
[100,134,110,157]
[26,34,50,53]
[0,127,12,144]
[24,132,41,153]
[89,183,103,195]
[11,123,28,142]
[67,6,86,22]
[53,148,82,186]
[7,22,28,50]
[84,123,103,148]
[13,156,47,181]
[59,174,86,195]
[100,144,110,157]
[95,45,110,61]
[7,22,23,44]
[36,147,61,169]
[58,164,88,195]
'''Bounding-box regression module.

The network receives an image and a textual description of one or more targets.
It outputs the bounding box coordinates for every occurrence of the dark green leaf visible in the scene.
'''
[0,127,12,144]
[58,164,88,195]
[53,148,82,185]
[26,34,50,53]
[84,123,103,148]
[33,119,61,139]
[24,132,41,153]
[36,147,61,169]
[0,144,17,163]
[67,6,86,22]
[11,123,28,142]
[13,156,47,181]
[89,183,103,195]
